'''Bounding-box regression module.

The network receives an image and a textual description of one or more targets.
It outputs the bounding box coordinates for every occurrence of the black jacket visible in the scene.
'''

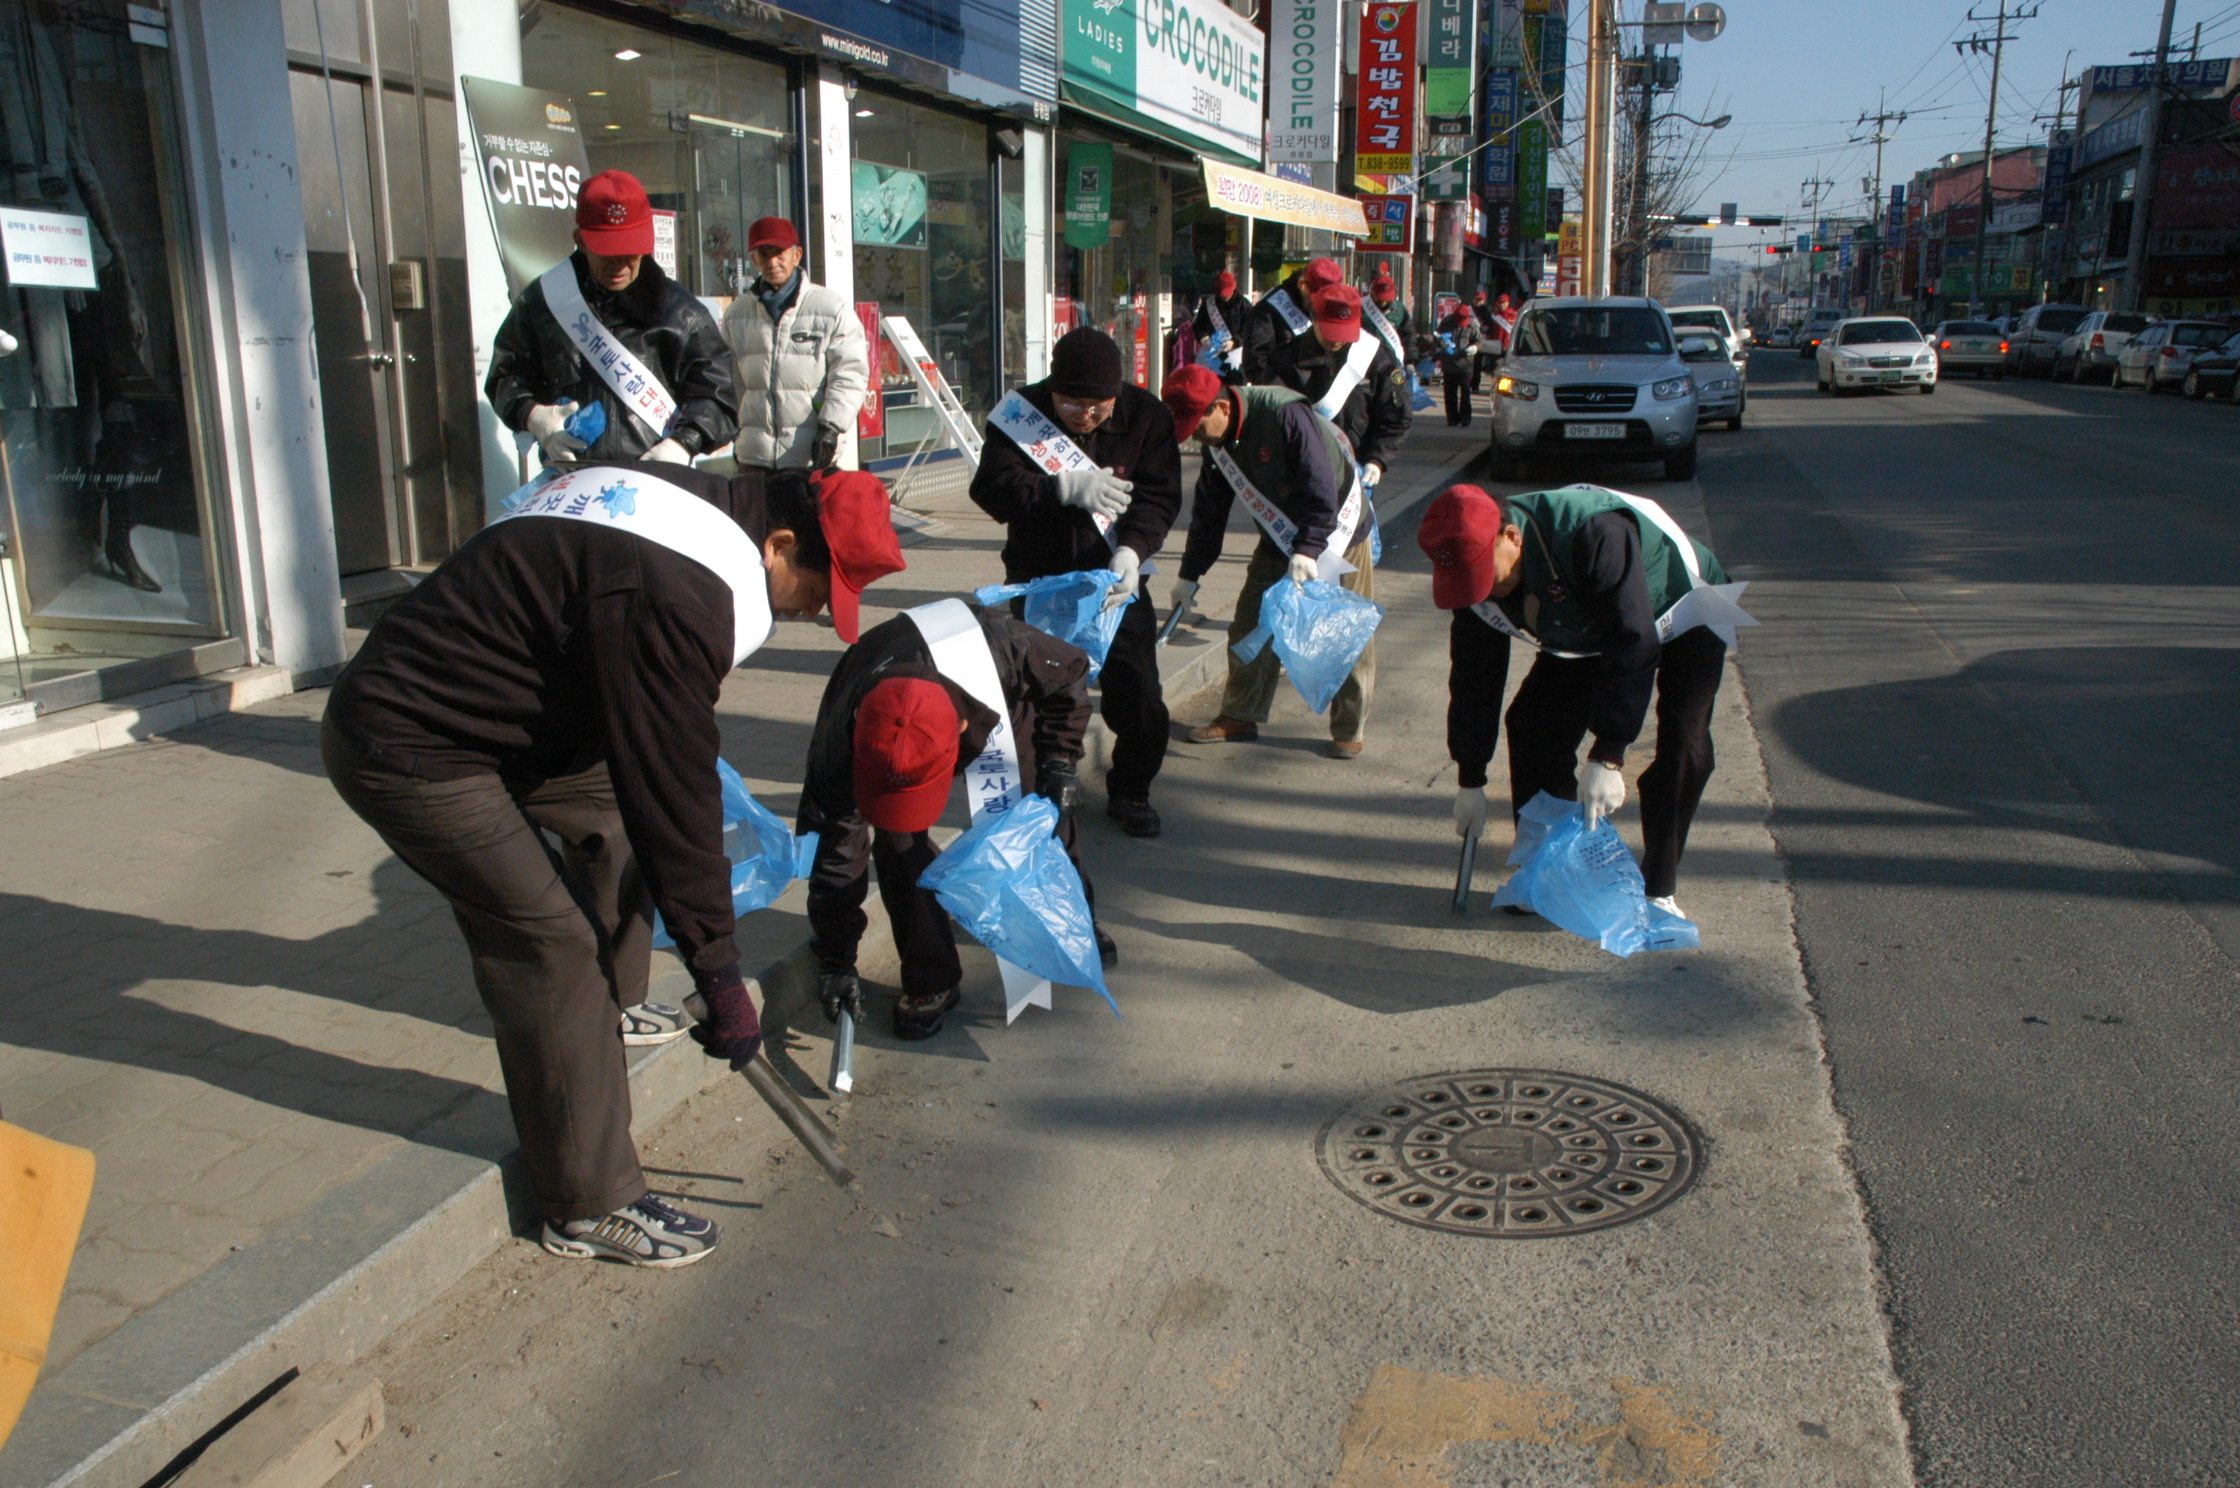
[1242,273,1312,383]
[1263,333,1414,474]
[968,380,1183,582]
[1191,293,1252,383]
[486,252,738,462]
[1179,388,1355,581]
[798,606,1092,879]
[1446,511,1661,786]
[327,462,797,982]
[1435,310,1480,372]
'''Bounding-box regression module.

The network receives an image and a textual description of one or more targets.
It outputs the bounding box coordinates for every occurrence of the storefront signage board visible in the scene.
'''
[1268,0,1339,163]
[853,162,929,248]
[1356,194,1414,251]
[1480,68,1517,194]
[1200,160,1369,236]
[1059,0,1265,163]
[1515,118,1548,241]
[0,207,97,290]
[680,0,1057,113]
[462,78,592,295]
[1352,2,1418,179]
[1064,144,1114,249]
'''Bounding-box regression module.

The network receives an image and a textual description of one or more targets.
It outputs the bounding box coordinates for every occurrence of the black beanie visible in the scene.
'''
[1050,327,1124,399]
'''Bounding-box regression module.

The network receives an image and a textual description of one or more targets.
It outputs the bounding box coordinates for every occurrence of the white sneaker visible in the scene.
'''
[1649,895,1685,918]
[541,1194,718,1268]
[620,1001,690,1046]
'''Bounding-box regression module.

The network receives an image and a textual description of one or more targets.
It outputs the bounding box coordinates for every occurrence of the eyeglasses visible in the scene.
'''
[1053,397,1116,419]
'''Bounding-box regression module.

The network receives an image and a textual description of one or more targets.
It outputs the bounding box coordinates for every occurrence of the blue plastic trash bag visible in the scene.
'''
[917,795,1116,1015]
[974,569,1136,680]
[563,400,606,449]
[497,468,560,514]
[653,758,819,947]
[1231,578,1384,715]
[1490,793,1699,957]
[1408,369,1434,412]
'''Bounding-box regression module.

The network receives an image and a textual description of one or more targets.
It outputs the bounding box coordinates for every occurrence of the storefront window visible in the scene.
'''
[1001,151,1025,393]
[0,0,221,705]
[1053,138,1160,389]
[520,5,794,301]
[852,93,993,452]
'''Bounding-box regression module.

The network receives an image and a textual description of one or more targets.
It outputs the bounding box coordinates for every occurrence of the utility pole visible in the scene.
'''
[1799,173,1831,303]
[1957,1,2037,318]
[1853,91,1907,311]
[2119,0,2181,311]
[1582,0,1618,296]
[1629,51,1657,295]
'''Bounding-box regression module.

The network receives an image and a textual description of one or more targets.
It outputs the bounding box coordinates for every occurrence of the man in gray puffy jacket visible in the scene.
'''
[721,217,871,472]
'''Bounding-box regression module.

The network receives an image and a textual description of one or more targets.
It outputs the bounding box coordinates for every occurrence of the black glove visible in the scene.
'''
[687,966,762,1071]
[810,425,841,469]
[1034,758,1083,812]
[820,971,864,1024]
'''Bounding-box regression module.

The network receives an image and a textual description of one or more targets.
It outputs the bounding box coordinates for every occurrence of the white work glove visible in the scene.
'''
[1363,462,1384,489]
[1054,466,1134,521]
[525,401,586,462]
[1287,552,1319,586]
[0,328,17,356]
[1579,759,1626,828]
[1168,577,1199,622]
[1103,545,1142,613]
[1454,786,1488,840]
[643,437,691,465]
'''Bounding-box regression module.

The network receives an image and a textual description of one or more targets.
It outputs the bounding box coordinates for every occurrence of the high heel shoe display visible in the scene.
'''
[103,533,162,593]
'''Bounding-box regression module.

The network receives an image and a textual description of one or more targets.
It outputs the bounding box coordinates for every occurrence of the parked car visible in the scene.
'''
[2051,310,2154,384]
[1678,331,1745,430]
[2180,331,2240,399]
[1766,325,1796,348]
[2117,319,2234,391]
[1665,304,1744,361]
[1926,320,2007,379]
[1797,307,1845,358]
[1488,297,1700,483]
[1816,316,1937,395]
[2003,304,2092,376]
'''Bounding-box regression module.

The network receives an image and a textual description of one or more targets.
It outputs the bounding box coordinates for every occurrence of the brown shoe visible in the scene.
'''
[1328,739,1364,759]
[1187,716,1259,744]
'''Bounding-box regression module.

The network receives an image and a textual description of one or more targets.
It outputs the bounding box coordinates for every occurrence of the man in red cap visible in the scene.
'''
[1191,269,1251,384]
[1263,284,1413,496]
[798,603,1108,1040]
[323,465,904,1266]
[1469,289,1498,392]
[968,326,1182,838]
[488,170,737,468]
[1243,256,1344,382]
[1417,483,1730,918]
[721,216,870,473]
[1367,269,1413,347]
[1162,365,1378,757]
[1435,299,1483,426]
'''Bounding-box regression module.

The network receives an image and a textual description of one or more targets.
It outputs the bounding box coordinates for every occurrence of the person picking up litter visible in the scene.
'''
[800,600,1110,1042]
[1418,483,1735,918]
[323,464,903,1268]
[1163,365,1379,759]
[1191,270,1250,384]
[1242,256,1343,382]
[1262,283,1413,497]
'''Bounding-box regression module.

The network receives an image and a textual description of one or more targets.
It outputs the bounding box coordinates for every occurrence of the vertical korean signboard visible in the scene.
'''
[1479,68,1517,197]
[1352,2,1418,184]
[1269,0,1340,163]
[1424,0,1476,117]
[1515,118,1548,242]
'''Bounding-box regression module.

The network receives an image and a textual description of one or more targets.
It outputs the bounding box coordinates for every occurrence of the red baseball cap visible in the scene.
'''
[1474,290,1489,303]
[1162,364,1227,442]
[1312,285,1364,344]
[1369,273,1397,303]
[747,216,799,252]
[1301,257,1343,294]
[1215,270,1237,296]
[575,170,655,256]
[1418,485,1506,611]
[853,677,960,833]
[812,470,906,644]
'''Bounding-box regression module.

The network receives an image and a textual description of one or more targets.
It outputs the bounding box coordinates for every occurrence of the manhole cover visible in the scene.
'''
[1316,1070,1701,1237]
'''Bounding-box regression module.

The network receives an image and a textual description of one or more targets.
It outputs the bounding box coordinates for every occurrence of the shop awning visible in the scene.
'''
[1199,161,1370,237]
[1058,82,1259,169]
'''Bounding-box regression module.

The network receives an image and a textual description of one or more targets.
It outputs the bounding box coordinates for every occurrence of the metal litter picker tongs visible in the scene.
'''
[683,985,857,1188]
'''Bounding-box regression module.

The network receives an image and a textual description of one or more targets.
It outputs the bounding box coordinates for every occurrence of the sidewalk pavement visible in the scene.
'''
[0,417,1486,1488]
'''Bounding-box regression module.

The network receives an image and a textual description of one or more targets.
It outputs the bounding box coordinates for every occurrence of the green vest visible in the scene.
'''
[1221,384,1357,537]
[1493,486,1727,655]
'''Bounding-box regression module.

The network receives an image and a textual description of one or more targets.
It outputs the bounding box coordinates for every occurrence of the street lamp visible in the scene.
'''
[1661,111,1732,130]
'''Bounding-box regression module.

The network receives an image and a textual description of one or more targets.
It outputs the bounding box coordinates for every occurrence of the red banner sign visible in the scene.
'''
[1352,2,1418,178]
[1356,194,1415,252]
[855,302,886,439]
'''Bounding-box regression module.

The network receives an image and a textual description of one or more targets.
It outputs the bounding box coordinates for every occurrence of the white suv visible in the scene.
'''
[1488,297,1700,483]
[1665,304,1743,361]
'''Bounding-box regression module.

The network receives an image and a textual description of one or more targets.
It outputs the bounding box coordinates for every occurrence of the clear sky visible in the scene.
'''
[1569,0,2240,260]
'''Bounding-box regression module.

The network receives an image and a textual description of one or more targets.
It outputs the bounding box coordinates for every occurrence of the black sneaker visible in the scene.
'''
[1106,793,1162,837]
[893,985,960,1041]
[541,1194,719,1268]
[1096,927,1118,967]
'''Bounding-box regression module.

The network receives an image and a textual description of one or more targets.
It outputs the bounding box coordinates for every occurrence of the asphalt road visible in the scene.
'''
[1704,348,2240,1487]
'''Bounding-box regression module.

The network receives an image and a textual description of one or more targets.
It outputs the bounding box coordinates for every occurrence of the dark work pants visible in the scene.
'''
[320,717,650,1223]
[1443,365,1473,425]
[1099,581,1169,800]
[1503,627,1727,899]
[808,800,1094,1001]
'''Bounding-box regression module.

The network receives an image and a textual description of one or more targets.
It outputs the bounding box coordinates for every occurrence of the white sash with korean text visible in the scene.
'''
[540,261,679,444]
[1361,298,1407,365]
[496,465,771,665]
[1267,284,1313,335]
[1313,333,1382,420]
[986,391,1115,540]
[1206,445,1363,581]
[905,598,1052,1023]
[1204,300,1243,369]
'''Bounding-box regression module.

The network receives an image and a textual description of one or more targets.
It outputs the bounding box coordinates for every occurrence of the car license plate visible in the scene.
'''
[1566,423,1627,440]
[1880,371,1903,383]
